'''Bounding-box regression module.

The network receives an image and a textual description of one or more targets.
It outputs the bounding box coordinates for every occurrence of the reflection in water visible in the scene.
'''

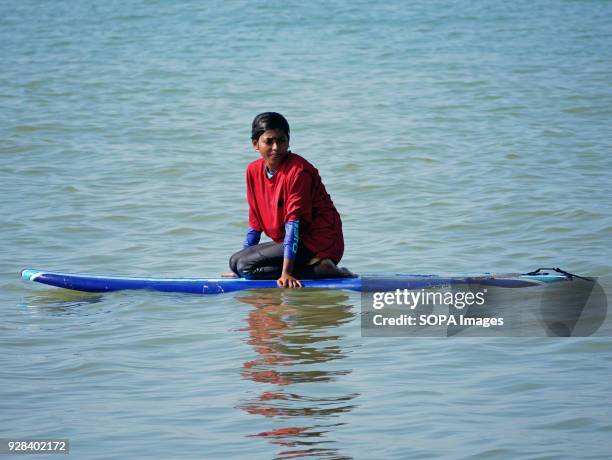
[20,291,106,317]
[237,289,358,460]
[251,423,351,460]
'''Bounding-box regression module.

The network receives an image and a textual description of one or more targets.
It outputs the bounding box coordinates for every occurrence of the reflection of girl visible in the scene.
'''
[237,289,356,458]
[229,112,353,288]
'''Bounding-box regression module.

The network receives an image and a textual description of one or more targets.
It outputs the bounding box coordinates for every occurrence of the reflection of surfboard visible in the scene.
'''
[21,268,575,295]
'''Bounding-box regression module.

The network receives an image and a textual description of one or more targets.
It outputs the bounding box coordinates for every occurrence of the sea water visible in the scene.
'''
[1,0,611,458]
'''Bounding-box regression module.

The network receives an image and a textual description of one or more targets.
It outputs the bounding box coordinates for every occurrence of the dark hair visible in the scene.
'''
[251,112,290,141]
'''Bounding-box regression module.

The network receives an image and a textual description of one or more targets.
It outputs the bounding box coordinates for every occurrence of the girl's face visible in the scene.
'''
[252,129,289,171]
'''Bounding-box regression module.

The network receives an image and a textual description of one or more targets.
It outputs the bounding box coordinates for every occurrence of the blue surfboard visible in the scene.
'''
[21,268,577,295]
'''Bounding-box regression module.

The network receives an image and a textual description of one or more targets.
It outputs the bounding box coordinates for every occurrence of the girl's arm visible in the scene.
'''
[279,170,312,288]
[277,219,302,288]
[243,228,262,248]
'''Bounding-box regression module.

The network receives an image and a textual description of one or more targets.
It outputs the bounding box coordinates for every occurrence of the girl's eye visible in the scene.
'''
[263,138,287,146]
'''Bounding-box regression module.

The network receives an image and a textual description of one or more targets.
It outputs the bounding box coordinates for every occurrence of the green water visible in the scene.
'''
[2,0,611,458]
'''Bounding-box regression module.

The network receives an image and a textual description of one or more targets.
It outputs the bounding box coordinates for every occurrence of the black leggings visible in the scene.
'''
[229,242,317,279]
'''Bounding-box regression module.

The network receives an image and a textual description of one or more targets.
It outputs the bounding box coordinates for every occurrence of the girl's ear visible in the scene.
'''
[252,139,259,151]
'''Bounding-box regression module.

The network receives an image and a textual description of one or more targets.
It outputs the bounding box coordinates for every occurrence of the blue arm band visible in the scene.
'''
[243,228,262,249]
[283,219,300,260]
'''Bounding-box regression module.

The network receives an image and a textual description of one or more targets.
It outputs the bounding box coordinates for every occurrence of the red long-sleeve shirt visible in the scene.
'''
[246,152,344,263]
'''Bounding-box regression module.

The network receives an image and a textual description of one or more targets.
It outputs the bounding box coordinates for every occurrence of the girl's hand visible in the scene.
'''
[277,273,302,288]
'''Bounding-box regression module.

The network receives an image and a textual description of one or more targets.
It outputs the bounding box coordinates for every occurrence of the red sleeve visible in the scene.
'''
[285,169,313,222]
[246,167,262,231]
[248,208,261,231]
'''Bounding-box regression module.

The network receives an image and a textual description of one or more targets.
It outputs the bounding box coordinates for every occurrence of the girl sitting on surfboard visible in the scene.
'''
[228,112,353,288]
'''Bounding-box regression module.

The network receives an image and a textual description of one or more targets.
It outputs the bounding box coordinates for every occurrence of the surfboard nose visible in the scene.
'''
[21,269,40,281]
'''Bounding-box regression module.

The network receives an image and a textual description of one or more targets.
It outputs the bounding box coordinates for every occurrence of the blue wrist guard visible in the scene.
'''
[283,220,300,260]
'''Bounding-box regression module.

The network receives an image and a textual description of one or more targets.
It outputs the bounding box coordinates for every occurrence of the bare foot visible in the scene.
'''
[339,267,358,278]
[221,272,239,278]
[313,259,356,278]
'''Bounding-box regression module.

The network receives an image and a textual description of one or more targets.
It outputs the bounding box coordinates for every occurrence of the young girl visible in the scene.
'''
[229,112,353,288]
